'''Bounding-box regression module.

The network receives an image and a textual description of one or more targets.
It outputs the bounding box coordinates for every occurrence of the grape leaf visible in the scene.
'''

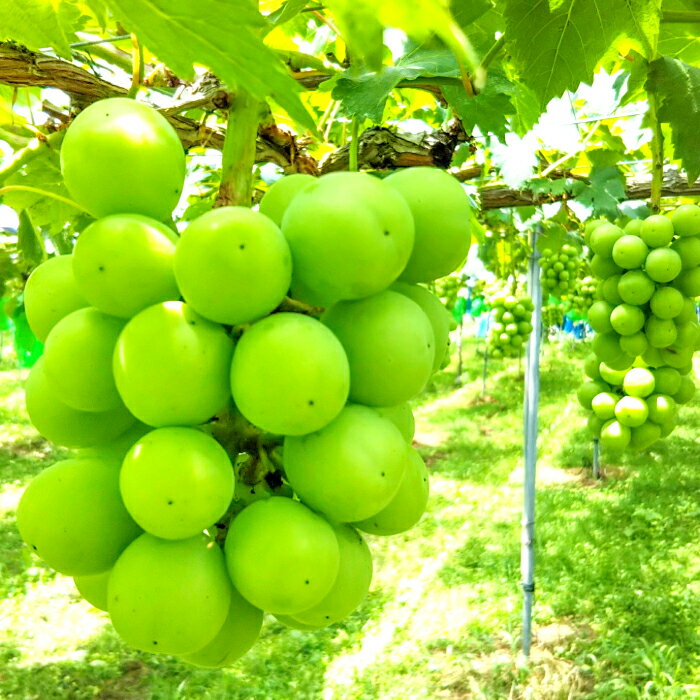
[102,0,316,132]
[504,0,662,108]
[0,0,82,58]
[267,0,308,27]
[450,0,493,29]
[443,72,515,142]
[647,56,700,183]
[17,211,45,269]
[572,165,625,219]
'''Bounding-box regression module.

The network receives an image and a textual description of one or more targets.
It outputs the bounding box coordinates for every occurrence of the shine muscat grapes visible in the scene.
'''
[486,289,534,358]
[17,98,474,666]
[578,212,700,451]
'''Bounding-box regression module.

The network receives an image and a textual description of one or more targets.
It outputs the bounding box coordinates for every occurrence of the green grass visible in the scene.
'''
[0,339,699,699]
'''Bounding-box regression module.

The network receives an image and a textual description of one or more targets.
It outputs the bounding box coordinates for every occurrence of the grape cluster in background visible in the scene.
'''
[17,98,473,666]
[486,290,534,358]
[540,243,581,296]
[577,210,700,451]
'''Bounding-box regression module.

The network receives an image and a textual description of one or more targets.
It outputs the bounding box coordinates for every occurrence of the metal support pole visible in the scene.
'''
[456,316,464,384]
[592,438,600,480]
[521,230,542,658]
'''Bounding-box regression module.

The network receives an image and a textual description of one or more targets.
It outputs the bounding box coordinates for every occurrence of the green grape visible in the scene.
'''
[591,332,624,364]
[590,254,622,278]
[74,569,111,611]
[592,392,618,420]
[640,215,674,248]
[630,422,662,450]
[373,402,415,442]
[175,207,292,325]
[587,301,614,333]
[619,332,648,356]
[651,367,682,395]
[610,304,645,336]
[671,204,700,237]
[614,396,649,427]
[113,301,234,427]
[617,271,655,305]
[587,414,605,437]
[224,498,340,615]
[282,172,414,303]
[25,358,135,448]
[577,381,610,410]
[24,255,87,342]
[600,274,624,305]
[292,524,373,627]
[645,248,682,283]
[649,286,684,320]
[584,354,603,380]
[673,375,696,404]
[43,307,125,412]
[622,368,655,397]
[612,235,648,269]
[645,316,677,348]
[259,173,316,227]
[391,282,451,371]
[17,457,141,575]
[385,167,472,282]
[274,614,323,631]
[108,533,231,655]
[60,98,185,220]
[600,419,631,450]
[75,421,151,461]
[323,291,434,406]
[624,219,644,235]
[180,584,263,668]
[674,297,697,324]
[671,236,700,269]
[354,447,429,536]
[590,223,624,257]
[673,267,700,297]
[120,427,234,539]
[283,404,409,522]
[646,394,677,424]
[230,313,349,436]
[73,214,179,318]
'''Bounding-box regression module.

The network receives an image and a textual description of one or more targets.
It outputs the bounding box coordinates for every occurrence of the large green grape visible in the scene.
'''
[292,524,373,627]
[385,167,472,282]
[17,457,141,575]
[120,428,234,539]
[373,402,415,442]
[354,446,429,536]
[25,358,135,448]
[224,498,340,615]
[113,301,234,426]
[323,291,434,406]
[259,173,316,226]
[24,255,87,342]
[180,584,263,667]
[73,214,179,318]
[283,405,408,522]
[391,282,451,371]
[43,307,125,412]
[282,172,414,304]
[108,533,231,655]
[74,569,111,611]
[175,207,292,325]
[60,98,185,220]
[230,313,349,435]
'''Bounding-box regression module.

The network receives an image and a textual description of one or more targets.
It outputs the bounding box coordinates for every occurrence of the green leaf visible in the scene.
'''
[450,0,493,29]
[647,56,700,183]
[325,0,384,70]
[0,0,81,58]
[572,165,625,219]
[509,81,541,137]
[504,0,662,108]
[267,0,308,27]
[17,211,45,269]
[616,50,649,106]
[102,0,316,132]
[587,148,624,168]
[443,71,515,141]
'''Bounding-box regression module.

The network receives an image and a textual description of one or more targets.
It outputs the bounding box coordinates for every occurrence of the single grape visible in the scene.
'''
[74,569,111,611]
[259,173,316,226]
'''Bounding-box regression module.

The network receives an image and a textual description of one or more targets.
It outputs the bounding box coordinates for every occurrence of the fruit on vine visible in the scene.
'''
[60,98,185,220]
[24,255,87,342]
[224,498,340,615]
[323,291,434,406]
[73,569,111,611]
[283,405,408,522]
[231,313,350,435]
[108,533,231,655]
[120,427,234,539]
[72,214,179,318]
[282,172,414,304]
[670,204,700,236]
[175,207,292,325]
[16,457,141,575]
[113,301,234,426]
[385,166,473,282]
[259,173,316,226]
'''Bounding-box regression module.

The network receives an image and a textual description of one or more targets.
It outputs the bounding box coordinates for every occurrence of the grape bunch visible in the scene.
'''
[18,98,472,666]
[433,273,466,311]
[539,244,581,296]
[571,274,596,316]
[486,291,534,358]
[577,210,700,450]
[542,300,566,330]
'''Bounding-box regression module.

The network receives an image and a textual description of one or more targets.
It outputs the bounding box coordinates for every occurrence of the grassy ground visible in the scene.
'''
[0,338,699,699]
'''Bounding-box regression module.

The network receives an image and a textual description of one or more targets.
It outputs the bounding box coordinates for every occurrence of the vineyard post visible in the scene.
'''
[455,315,464,385]
[521,227,542,658]
[592,437,601,480]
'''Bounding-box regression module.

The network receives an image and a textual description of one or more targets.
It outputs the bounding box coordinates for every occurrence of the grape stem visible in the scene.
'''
[647,91,664,213]
[215,89,262,207]
[276,296,324,317]
[126,34,144,99]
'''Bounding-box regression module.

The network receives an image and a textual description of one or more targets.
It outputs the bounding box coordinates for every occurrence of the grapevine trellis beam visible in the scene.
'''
[2,43,700,208]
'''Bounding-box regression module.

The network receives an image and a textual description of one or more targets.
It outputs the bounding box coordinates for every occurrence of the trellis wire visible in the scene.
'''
[521,229,542,657]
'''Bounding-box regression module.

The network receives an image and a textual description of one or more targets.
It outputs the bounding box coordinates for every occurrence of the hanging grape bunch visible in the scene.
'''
[571,274,596,316]
[542,300,567,331]
[433,273,466,312]
[486,290,534,358]
[577,212,700,451]
[539,243,581,297]
[18,98,472,665]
